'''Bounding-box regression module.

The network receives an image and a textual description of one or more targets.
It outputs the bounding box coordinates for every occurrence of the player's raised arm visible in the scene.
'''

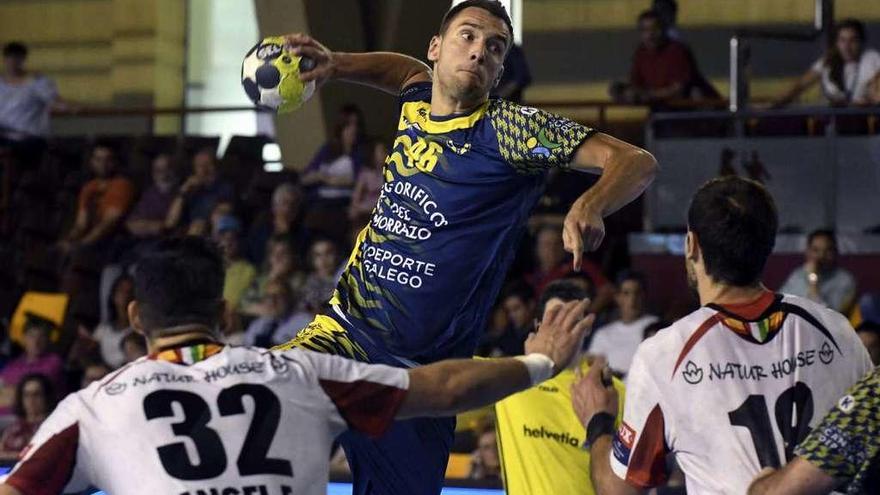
[398,300,594,418]
[563,134,658,269]
[283,33,431,95]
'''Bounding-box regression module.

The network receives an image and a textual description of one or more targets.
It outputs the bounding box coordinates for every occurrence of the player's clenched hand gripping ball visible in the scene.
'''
[241,36,316,114]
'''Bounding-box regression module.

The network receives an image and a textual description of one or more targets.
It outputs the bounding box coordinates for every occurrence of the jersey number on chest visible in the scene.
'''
[143,384,293,480]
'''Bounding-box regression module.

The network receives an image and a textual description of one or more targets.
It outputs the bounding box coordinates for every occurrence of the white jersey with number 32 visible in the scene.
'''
[1,345,409,495]
[610,292,872,494]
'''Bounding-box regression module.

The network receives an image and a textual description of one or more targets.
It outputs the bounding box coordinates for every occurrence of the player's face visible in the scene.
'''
[639,18,664,49]
[806,236,836,271]
[836,27,862,63]
[429,8,510,104]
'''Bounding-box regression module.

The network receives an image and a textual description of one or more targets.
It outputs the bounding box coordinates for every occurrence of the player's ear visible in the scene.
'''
[128,301,145,336]
[428,35,441,62]
[685,231,700,261]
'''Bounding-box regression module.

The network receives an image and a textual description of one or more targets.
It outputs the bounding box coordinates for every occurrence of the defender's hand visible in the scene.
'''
[571,356,618,428]
[563,203,605,270]
[525,300,594,375]
[283,33,335,88]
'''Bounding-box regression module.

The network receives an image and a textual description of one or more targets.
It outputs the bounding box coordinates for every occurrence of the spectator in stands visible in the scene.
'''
[299,238,340,313]
[241,234,305,318]
[480,284,536,357]
[780,229,856,314]
[248,182,307,265]
[773,19,880,107]
[0,41,68,142]
[348,139,386,226]
[120,332,147,364]
[244,278,307,348]
[59,141,135,254]
[0,374,54,462]
[303,104,365,206]
[79,360,110,389]
[0,318,63,415]
[213,215,256,314]
[856,321,880,366]
[643,319,669,341]
[165,147,234,236]
[468,427,501,483]
[91,273,134,368]
[652,0,681,40]
[492,43,532,103]
[609,10,699,106]
[125,153,178,239]
[526,225,612,312]
[587,271,659,376]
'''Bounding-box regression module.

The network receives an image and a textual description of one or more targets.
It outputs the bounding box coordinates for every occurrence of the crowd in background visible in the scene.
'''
[2,1,880,477]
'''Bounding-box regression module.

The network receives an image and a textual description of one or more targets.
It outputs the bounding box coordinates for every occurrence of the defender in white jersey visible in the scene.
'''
[572,177,873,495]
[0,237,593,495]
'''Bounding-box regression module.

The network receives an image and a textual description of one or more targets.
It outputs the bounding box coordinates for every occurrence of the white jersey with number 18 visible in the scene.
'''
[610,292,872,495]
[1,344,410,495]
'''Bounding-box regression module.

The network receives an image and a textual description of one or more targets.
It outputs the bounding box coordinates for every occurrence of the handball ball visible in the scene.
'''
[241,36,316,114]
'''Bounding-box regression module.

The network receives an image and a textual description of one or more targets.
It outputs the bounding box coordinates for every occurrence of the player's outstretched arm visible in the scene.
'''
[284,33,431,95]
[563,134,657,269]
[397,300,593,419]
[747,459,836,495]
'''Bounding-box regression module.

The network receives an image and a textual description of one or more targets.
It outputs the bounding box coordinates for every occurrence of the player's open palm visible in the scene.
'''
[525,300,594,374]
[283,33,334,88]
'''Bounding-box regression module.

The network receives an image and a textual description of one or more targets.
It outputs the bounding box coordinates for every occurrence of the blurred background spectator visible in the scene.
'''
[248,183,307,265]
[468,426,501,484]
[165,147,233,236]
[300,238,340,314]
[0,41,68,142]
[125,153,178,241]
[492,43,532,103]
[0,318,62,415]
[774,19,880,107]
[780,229,856,314]
[348,138,386,228]
[0,374,54,462]
[215,215,257,316]
[90,273,134,369]
[587,271,658,377]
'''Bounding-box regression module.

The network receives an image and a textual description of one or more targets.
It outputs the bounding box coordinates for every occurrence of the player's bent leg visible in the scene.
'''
[340,416,455,495]
[272,314,368,361]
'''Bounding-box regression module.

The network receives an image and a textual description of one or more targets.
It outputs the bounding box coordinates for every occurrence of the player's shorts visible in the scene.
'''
[274,310,455,495]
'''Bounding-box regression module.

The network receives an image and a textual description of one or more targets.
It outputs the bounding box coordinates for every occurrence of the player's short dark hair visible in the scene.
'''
[439,0,514,45]
[688,177,778,286]
[807,229,837,251]
[615,270,647,291]
[133,237,225,336]
[3,42,27,58]
[638,9,663,25]
[537,280,588,321]
[13,373,55,419]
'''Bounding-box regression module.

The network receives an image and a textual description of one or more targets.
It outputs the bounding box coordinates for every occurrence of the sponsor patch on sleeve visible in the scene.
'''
[612,423,636,466]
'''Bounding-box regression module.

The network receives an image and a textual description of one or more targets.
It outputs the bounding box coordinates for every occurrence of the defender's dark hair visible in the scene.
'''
[688,177,778,286]
[133,237,225,335]
[807,228,838,252]
[3,42,27,58]
[13,373,55,419]
[440,0,514,44]
[537,280,588,321]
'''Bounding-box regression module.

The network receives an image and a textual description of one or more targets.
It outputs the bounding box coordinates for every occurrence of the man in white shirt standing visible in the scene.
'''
[588,271,658,376]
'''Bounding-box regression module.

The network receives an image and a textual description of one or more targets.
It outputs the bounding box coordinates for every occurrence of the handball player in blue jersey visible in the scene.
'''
[279,1,657,493]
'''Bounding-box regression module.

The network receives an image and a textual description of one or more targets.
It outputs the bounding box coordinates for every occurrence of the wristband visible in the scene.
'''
[514,353,555,386]
[584,412,616,448]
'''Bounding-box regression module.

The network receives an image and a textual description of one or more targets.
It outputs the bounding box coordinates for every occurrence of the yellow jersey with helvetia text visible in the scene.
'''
[495,359,625,495]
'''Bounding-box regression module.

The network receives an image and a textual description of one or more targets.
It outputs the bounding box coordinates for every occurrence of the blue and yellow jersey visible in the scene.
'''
[332,82,596,362]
